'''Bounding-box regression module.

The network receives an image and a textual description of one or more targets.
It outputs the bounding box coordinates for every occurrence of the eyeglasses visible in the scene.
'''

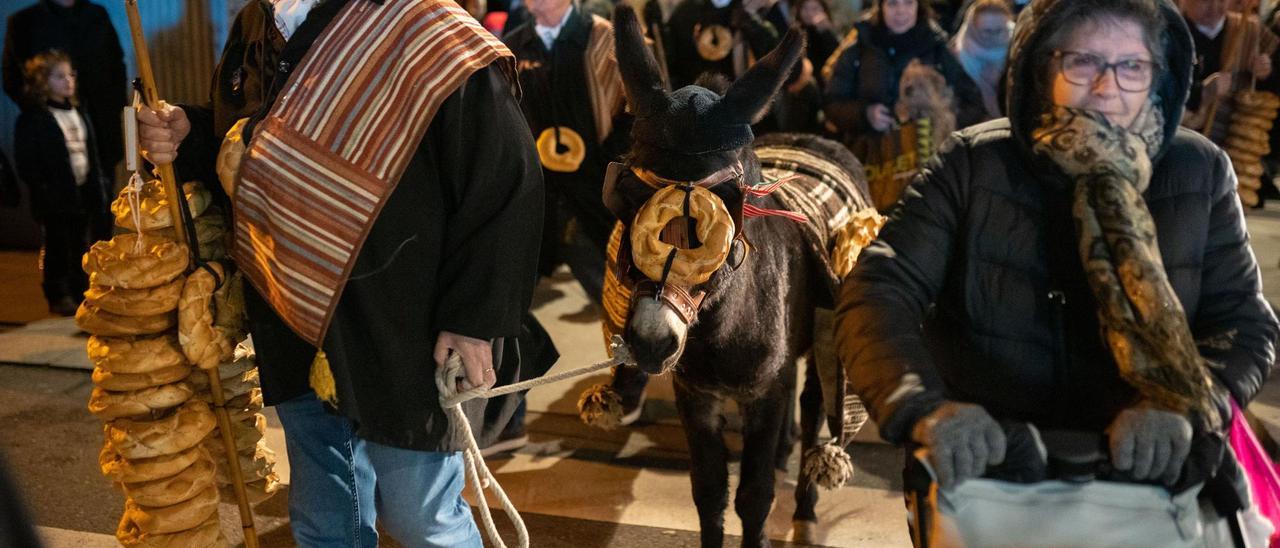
[1053,50,1159,92]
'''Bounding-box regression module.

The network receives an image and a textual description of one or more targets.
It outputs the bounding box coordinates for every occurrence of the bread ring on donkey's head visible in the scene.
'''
[630,185,734,286]
[83,233,189,289]
[179,262,236,370]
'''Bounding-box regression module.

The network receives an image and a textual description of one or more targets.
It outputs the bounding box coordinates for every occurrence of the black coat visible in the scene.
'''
[178,0,549,451]
[3,0,126,171]
[12,102,108,221]
[824,19,985,137]
[503,9,631,248]
[836,0,1277,452]
[665,0,781,88]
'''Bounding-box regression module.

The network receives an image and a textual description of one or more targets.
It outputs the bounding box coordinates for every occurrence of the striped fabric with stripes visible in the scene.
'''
[234,0,515,345]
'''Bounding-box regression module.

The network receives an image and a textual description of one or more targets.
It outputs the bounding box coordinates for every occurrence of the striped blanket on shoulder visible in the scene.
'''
[234,0,515,345]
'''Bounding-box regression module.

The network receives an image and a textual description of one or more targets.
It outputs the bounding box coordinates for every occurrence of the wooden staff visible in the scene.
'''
[123,3,261,547]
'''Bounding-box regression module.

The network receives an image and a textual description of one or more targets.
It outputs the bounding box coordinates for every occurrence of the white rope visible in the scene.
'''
[126,172,145,253]
[435,335,634,548]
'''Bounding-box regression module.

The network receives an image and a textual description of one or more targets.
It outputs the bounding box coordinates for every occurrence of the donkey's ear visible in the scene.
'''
[714,26,807,124]
[614,3,668,117]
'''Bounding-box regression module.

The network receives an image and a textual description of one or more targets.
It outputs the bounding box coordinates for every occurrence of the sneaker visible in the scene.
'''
[480,422,528,457]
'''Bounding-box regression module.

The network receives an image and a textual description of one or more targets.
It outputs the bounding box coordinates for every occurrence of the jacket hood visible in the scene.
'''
[1004,0,1193,161]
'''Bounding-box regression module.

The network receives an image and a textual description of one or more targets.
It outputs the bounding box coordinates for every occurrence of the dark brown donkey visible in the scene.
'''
[603,6,874,546]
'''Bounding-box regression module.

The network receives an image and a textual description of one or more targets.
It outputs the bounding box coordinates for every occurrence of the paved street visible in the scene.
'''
[4,205,1280,547]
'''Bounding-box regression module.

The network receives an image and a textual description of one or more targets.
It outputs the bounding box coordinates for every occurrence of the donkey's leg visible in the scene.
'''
[794,352,824,523]
[736,385,792,547]
[675,380,730,548]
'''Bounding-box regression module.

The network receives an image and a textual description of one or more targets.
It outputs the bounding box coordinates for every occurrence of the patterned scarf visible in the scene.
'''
[1031,103,1222,430]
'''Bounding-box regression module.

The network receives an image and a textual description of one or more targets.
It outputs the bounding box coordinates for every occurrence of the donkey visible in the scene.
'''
[603,6,874,546]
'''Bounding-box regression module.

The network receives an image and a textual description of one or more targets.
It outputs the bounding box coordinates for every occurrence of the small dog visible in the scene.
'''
[895,60,957,153]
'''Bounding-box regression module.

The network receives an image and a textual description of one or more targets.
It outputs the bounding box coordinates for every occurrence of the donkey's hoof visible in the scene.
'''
[791,520,817,544]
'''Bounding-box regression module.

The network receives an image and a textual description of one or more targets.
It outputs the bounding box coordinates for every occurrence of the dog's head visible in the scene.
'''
[895,60,954,122]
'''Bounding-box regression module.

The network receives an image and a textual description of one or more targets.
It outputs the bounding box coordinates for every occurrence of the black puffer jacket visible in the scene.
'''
[836,0,1278,447]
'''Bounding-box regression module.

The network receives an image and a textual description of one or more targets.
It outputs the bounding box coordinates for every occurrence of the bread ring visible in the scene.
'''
[116,512,222,548]
[213,441,276,485]
[1228,125,1270,143]
[83,233,188,289]
[536,127,586,173]
[1231,114,1275,133]
[213,270,246,339]
[88,335,186,374]
[215,355,256,381]
[219,473,280,504]
[107,400,217,460]
[1240,186,1260,207]
[224,389,264,422]
[113,179,211,232]
[93,363,192,392]
[124,484,218,535]
[202,414,267,453]
[696,24,734,61]
[76,303,175,337]
[1238,176,1263,190]
[83,276,184,317]
[123,452,216,507]
[179,262,235,370]
[100,442,207,484]
[217,118,250,200]
[1234,160,1265,179]
[1235,90,1280,110]
[88,381,194,420]
[1225,136,1270,157]
[191,367,258,400]
[630,184,735,286]
[154,212,225,247]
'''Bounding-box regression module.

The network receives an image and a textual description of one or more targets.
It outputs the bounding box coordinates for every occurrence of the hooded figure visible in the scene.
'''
[836,0,1277,541]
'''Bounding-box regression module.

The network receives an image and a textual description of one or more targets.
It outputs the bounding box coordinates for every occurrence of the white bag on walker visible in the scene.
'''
[910,449,1269,548]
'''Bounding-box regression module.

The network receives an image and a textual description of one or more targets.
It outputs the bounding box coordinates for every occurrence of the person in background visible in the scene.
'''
[950,0,1013,121]
[3,0,126,183]
[824,0,984,147]
[13,50,110,317]
[796,0,842,87]
[665,0,782,88]
[1180,0,1273,125]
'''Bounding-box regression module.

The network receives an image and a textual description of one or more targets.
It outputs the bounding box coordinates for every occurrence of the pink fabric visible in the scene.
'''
[1230,399,1280,546]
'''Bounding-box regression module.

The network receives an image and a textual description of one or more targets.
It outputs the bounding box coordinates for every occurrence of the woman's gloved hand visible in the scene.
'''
[1106,402,1193,486]
[911,401,1007,488]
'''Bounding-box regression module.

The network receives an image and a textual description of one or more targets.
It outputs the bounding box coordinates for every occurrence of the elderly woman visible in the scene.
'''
[837,0,1278,543]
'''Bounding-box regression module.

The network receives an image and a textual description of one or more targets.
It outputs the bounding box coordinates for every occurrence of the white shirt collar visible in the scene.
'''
[272,0,320,40]
[1196,17,1226,40]
[709,0,731,9]
[535,6,574,50]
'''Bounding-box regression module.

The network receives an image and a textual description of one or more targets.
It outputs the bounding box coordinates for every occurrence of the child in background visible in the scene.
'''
[13,50,111,316]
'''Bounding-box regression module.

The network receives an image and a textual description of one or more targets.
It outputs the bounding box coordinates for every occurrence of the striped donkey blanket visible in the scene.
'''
[234,0,515,345]
[752,133,879,297]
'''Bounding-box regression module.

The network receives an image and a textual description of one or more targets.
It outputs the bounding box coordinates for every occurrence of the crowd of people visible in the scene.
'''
[2,0,1279,545]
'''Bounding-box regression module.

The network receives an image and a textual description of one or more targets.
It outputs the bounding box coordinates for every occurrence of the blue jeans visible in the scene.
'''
[275,392,481,548]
